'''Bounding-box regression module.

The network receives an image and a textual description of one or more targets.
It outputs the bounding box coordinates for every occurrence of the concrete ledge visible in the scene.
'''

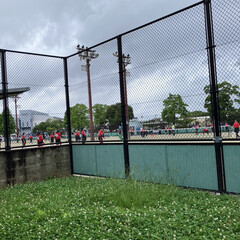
[0,145,71,189]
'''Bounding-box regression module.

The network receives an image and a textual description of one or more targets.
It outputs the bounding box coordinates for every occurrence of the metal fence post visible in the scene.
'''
[204,0,226,193]
[1,50,11,150]
[63,57,74,175]
[117,35,130,179]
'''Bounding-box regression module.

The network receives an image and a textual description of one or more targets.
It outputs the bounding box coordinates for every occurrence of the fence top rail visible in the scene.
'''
[0,48,64,59]
[66,0,204,59]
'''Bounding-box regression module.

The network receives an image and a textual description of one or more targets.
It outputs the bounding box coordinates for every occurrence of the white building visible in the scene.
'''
[129,118,143,131]
[19,110,52,134]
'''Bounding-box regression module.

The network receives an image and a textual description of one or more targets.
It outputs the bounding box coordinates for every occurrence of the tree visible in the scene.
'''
[64,103,90,130]
[0,109,16,135]
[33,119,64,134]
[204,81,240,124]
[106,103,134,131]
[162,94,190,127]
[93,104,109,129]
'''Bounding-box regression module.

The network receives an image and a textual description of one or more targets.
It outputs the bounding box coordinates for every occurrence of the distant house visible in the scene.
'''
[129,118,143,130]
[190,116,211,127]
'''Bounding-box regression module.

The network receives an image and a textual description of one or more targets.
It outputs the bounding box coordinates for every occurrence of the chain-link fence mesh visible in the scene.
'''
[1,52,66,148]
[121,3,213,140]
[212,0,240,139]
[0,0,239,149]
[68,39,122,143]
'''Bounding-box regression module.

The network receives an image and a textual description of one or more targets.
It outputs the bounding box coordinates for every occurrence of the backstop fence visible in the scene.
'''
[0,0,239,193]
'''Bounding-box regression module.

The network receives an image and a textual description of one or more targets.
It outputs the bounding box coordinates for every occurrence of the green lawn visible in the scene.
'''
[0,176,239,239]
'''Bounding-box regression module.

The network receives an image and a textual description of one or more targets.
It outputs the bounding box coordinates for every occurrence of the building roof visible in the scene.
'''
[0,87,30,99]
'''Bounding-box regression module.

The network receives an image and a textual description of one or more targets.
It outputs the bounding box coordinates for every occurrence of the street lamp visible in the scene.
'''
[76,45,99,141]
[113,52,131,132]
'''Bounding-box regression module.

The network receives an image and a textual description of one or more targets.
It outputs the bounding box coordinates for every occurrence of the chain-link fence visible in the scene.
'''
[0,51,67,149]
[0,0,239,150]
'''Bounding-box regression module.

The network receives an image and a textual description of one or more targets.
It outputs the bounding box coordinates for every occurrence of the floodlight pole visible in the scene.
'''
[77,45,98,141]
[86,55,95,141]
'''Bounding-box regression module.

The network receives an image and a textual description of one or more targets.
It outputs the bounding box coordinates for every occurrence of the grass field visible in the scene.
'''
[0,176,239,239]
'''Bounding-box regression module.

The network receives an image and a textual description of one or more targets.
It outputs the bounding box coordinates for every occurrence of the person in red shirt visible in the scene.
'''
[29,134,33,143]
[233,120,240,138]
[211,124,214,133]
[22,133,26,148]
[55,131,61,145]
[81,129,86,144]
[75,131,80,142]
[50,132,54,143]
[38,133,44,147]
[203,128,209,134]
[98,129,104,144]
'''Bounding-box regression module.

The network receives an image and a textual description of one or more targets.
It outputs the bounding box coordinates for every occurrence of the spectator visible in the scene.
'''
[22,133,26,148]
[233,120,240,138]
[98,129,104,144]
[203,128,209,134]
[29,134,33,143]
[37,133,44,147]
[211,124,214,133]
[50,132,54,143]
[81,129,86,144]
[55,131,61,145]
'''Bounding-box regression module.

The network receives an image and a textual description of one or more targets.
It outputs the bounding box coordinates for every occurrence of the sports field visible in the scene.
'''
[1,130,238,149]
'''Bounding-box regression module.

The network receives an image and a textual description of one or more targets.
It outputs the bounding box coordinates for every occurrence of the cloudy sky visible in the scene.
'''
[0,0,199,56]
[0,0,239,124]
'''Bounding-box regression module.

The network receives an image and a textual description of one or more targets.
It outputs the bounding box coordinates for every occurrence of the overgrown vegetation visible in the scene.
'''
[0,177,239,239]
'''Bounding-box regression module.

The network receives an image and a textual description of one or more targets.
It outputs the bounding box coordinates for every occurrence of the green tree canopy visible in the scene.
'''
[93,104,109,129]
[106,103,134,131]
[0,109,16,135]
[162,94,190,127]
[64,103,90,131]
[204,81,240,124]
[33,119,64,134]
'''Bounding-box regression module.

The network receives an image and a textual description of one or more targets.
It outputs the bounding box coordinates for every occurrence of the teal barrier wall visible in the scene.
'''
[223,145,240,193]
[73,144,219,191]
[129,145,218,190]
[72,145,125,179]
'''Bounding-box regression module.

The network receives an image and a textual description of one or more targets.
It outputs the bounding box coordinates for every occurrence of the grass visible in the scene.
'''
[0,177,239,239]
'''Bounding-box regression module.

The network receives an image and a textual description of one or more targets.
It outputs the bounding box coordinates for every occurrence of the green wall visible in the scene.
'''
[223,145,240,193]
[72,144,125,179]
[73,144,219,191]
[129,145,218,190]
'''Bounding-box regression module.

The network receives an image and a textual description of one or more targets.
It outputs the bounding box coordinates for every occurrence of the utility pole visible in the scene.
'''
[76,45,99,141]
[13,96,20,143]
[113,52,131,132]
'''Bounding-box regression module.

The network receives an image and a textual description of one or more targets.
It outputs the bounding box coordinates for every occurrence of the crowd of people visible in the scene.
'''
[19,131,63,148]
[2,121,240,149]
[75,129,105,144]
